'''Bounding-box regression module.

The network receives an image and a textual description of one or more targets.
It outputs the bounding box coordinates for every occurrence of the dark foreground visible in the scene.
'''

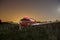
[0,22,60,40]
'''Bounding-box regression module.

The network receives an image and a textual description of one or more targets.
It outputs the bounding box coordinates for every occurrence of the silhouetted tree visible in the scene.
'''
[0,19,2,23]
[56,20,59,22]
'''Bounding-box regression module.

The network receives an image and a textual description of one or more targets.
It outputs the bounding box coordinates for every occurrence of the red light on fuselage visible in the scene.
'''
[23,16,30,19]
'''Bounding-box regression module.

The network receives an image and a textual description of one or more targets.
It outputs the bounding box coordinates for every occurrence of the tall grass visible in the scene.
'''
[0,22,60,40]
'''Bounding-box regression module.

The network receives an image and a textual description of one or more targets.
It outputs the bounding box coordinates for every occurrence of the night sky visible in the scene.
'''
[0,0,60,22]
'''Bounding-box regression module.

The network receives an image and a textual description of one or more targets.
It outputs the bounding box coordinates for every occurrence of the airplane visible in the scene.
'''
[18,16,55,30]
[19,16,36,26]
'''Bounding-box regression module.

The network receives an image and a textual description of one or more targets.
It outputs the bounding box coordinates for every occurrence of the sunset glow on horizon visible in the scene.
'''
[0,0,60,23]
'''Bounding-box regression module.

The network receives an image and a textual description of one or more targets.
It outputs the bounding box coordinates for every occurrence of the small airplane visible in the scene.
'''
[19,16,36,27]
[18,16,54,30]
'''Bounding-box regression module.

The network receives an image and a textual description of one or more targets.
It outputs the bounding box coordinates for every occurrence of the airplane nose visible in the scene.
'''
[20,21,28,27]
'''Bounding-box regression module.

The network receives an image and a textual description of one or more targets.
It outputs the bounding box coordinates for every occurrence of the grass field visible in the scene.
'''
[0,22,60,40]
